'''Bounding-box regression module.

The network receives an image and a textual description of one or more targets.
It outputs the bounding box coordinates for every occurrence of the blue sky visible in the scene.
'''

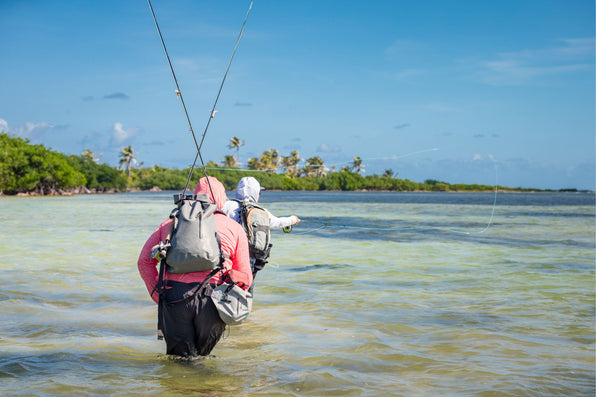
[1,0,594,190]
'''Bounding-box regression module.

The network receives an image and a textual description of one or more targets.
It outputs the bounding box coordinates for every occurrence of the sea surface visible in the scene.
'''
[0,190,594,396]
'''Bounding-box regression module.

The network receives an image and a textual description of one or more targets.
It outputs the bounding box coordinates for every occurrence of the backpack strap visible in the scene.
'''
[164,266,223,306]
[154,257,168,340]
[149,217,176,297]
[150,258,165,299]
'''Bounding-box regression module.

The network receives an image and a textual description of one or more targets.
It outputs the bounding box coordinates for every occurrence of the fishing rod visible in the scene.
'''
[147,0,253,197]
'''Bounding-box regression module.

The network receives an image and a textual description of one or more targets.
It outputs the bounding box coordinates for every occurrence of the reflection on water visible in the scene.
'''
[0,191,594,396]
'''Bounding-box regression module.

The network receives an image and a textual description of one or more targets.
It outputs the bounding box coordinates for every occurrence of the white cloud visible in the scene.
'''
[4,121,53,142]
[317,143,342,153]
[110,122,139,146]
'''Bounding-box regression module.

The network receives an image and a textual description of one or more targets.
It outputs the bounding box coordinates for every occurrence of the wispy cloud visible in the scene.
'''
[473,133,500,139]
[384,39,428,81]
[385,68,426,81]
[283,143,301,151]
[384,39,422,56]
[469,37,594,86]
[317,143,342,153]
[139,139,176,147]
[104,92,129,100]
[80,131,104,152]
[424,102,460,112]
[393,123,411,130]
[472,154,496,161]
[282,138,302,151]
[172,56,224,83]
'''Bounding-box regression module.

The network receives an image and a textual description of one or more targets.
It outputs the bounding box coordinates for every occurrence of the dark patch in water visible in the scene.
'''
[290,215,595,249]
[506,210,595,218]
[286,263,349,272]
[261,191,596,206]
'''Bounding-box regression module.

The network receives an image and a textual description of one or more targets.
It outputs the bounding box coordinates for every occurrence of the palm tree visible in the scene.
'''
[82,149,102,163]
[222,155,237,168]
[350,156,365,174]
[258,151,272,171]
[269,149,279,172]
[289,150,300,163]
[247,157,262,170]
[228,136,244,161]
[382,169,397,178]
[281,150,301,177]
[304,156,327,177]
[118,146,138,178]
[259,149,279,172]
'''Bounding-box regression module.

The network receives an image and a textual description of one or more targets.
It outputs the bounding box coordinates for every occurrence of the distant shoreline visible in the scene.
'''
[1,186,591,197]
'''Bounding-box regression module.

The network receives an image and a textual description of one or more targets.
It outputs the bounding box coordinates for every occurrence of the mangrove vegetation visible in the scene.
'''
[0,132,544,195]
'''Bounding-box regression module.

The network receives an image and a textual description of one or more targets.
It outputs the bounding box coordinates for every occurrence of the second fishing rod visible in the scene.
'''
[147,0,254,198]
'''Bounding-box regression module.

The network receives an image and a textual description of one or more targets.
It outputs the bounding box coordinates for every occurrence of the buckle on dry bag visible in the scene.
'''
[150,241,170,261]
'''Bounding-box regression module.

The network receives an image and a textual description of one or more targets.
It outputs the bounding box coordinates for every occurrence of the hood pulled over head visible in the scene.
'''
[194,176,227,210]
[235,176,263,202]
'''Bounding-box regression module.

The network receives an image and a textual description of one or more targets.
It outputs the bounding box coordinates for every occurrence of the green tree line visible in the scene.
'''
[1,132,531,195]
[0,133,126,195]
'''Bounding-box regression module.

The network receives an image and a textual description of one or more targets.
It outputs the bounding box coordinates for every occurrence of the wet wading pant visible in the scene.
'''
[158,280,226,357]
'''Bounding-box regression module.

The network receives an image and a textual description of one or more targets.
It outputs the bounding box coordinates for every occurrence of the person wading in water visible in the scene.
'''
[223,176,300,277]
[137,177,252,357]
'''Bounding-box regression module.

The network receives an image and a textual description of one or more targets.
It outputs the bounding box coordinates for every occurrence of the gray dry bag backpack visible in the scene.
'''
[165,193,222,273]
[237,199,272,262]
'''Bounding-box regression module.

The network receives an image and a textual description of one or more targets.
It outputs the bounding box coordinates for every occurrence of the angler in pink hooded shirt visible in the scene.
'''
[137,176,252,357]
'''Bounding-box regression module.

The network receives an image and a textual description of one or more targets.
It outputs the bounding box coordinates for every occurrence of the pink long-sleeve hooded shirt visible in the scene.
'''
[137,177,252,304]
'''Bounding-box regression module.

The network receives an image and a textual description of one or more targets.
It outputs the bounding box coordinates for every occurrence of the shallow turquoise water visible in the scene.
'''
[0,191,594,396]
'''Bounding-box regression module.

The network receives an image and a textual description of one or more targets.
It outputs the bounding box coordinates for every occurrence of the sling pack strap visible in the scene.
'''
[154,258,222,340]
[164,266,223,306]
[150,256,168,298]
[150,218,176,297]
[155,257,167,340]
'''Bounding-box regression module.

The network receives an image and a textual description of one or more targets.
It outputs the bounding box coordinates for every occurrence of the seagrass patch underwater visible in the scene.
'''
[0,191,594,396]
